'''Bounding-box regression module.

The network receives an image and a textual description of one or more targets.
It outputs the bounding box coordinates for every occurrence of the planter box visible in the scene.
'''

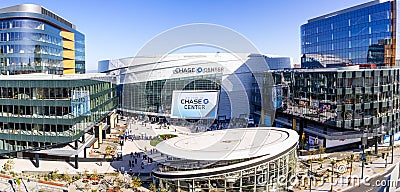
[38,180,64,187]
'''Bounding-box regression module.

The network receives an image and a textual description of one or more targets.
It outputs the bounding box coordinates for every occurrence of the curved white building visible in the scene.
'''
[99,53,292,128]
[151,127,299,191]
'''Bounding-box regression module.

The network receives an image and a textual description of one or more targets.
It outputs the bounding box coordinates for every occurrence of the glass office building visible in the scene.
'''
[271,67,400,150]
[0,73,117,154]
[152,128,298,192]
[0,4,85,75]
[301,0,396,67]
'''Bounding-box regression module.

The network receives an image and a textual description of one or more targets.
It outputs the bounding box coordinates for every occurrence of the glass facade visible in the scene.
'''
[0,76,117,153]
[155,147,297,192]
[74,32,85,74]
[0,4,85,75]
[272,68,400,137]
[0,19,64,74]
[123,74,222,115]
[301,0,396,67]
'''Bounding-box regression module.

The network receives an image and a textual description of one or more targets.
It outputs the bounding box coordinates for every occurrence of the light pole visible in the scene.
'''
[307,160,313,192]
[361,144,365,179]
[310,162,312,192]
[391,129,394,164]
[361,130,366,180]
[330,159,336,192]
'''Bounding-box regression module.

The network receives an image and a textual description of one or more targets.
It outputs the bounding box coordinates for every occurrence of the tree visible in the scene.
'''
[131,176,142,189]
[318,146,326,161]
[84,182,91,192]
[3,159,14,172]
[91,169,98,180]
[149,183,157,192]
[114,177,123,190]
[105,146,112,158]
[15,178,21,192]
[61,173,72,183]
[83,168,89,179]
[51,169,59,181]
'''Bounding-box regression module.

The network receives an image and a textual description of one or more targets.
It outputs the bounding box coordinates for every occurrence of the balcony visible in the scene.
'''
[344,120,352,129]
[364,87,372,93]
[363,117,372,125]
[354,119,361,126]
[382,117,387,123]
[373,101,379,108]
[372,117,380,125]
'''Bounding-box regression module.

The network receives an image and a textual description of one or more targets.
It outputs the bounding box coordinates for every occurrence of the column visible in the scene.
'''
[292,118,296,131]
[35,154,39,168]
[74,140,78,150]
[254,167,257,191]
[74,155,78,169]
[240,170,243,192]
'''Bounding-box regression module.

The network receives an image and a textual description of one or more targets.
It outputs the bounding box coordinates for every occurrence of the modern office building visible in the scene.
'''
[301,0,397,67]
[98,53,292,129]
[271,66,400,151]
[151,127,298,192]
[263,54,293,70]
[0,73,117,167]
[0,4,85,75]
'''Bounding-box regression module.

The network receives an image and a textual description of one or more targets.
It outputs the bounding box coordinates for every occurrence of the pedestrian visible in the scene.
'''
[129,160,132,168]
[135,158,137,164]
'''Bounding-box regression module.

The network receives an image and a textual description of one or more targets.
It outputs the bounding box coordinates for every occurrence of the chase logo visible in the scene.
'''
[196,67,203,73]
[203,98,209,104]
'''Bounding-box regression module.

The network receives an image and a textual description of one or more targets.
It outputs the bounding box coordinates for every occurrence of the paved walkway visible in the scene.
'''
[295,141,400,191]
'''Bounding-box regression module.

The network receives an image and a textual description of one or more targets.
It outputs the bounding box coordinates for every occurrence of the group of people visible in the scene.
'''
[127,152,154,172]
[127,152,142,169]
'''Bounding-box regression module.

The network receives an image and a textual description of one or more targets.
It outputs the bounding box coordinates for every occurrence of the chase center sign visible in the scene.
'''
[173,66,224,74]
[171,90,219,119]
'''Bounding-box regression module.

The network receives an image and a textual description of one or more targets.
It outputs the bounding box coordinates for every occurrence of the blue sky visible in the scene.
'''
[0,0,370,71]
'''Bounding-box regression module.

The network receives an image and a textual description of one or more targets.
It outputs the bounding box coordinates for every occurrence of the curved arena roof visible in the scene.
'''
[156,127,298,161]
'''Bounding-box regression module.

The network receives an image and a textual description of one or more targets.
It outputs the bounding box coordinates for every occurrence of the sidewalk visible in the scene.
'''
[295,142,400,192]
